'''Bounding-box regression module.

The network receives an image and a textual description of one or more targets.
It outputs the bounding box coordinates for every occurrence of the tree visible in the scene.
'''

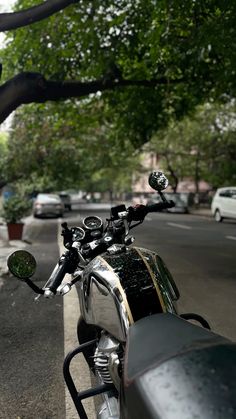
[0,0,236,127]
[2,98,140,193]
[1,1,236,194]
[150,101,236,191]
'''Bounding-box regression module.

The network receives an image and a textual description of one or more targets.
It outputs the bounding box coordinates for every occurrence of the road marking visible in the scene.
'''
[226,236,236,241]
[167,222,192,230]
[57,223,95,419]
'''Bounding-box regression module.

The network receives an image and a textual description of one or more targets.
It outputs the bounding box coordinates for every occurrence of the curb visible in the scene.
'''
[189,210,212,218]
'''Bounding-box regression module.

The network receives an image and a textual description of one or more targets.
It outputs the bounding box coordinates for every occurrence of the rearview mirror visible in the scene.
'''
[149,171,169,191]
[7,250,37,280]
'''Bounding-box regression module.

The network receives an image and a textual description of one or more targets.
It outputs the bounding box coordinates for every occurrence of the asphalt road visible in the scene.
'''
[0,219,65,419]
[0,210,235,419]
[133,212,236,340]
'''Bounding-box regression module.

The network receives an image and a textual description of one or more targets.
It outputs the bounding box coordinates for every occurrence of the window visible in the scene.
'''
[229,189,236,199]
[219,190,230,198]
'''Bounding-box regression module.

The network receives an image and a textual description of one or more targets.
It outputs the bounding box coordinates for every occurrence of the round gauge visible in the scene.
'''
[83,216,103,230]
[72,227,85,241]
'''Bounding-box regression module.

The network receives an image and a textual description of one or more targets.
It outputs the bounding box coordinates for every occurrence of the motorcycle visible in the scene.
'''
[7,171,236,419]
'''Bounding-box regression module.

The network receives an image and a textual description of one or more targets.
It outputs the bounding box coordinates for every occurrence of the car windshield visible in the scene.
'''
[36,194,61,202]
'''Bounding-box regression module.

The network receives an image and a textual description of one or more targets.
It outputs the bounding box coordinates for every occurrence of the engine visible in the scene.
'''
[95,332,122,419]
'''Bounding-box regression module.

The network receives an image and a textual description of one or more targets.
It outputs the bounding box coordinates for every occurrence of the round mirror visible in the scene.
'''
[7,250,37,280]
[149,171,169,191]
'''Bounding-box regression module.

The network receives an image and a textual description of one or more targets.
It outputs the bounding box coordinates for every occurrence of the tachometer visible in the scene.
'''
[83,216,103,230]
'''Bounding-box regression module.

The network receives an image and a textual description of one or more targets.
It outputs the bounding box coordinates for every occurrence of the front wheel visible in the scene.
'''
[214,209,223,222]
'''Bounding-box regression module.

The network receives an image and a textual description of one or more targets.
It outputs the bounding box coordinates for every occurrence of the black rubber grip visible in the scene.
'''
[45,258,68,294]
[146,201,175,213]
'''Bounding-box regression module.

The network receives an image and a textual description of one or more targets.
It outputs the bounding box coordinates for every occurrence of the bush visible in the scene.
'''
[1,195,32,223]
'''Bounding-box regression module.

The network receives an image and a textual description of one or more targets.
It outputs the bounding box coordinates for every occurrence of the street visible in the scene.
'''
[0,209,236,419]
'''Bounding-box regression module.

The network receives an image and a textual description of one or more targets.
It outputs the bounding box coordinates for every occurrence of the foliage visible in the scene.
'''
[3,99,140,193]
[1,194,32,223]
[2,0,236,142]
[150,101,236,190]
[1,1,236,191]
[0,132,8,180]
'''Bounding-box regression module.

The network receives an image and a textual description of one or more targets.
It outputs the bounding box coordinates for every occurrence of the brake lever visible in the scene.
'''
[127,205,147,222]
[34,294,42,303]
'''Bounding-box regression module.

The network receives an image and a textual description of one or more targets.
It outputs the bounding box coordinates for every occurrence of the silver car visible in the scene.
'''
[33,193,64,218]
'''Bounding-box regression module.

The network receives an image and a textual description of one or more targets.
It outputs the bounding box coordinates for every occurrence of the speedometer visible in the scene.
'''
[83,216,103,230]
[72,227,85,241]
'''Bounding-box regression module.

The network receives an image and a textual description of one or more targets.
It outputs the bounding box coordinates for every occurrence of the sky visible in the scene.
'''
[0,0,16,11]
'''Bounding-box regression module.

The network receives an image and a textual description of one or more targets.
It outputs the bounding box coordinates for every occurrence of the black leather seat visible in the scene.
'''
[122,313,236,419]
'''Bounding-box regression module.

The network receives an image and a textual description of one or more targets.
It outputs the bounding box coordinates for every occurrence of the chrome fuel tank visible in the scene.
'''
[77,247,179,342]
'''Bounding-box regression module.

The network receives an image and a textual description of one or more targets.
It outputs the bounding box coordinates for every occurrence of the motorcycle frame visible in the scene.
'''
[63,339,116,419]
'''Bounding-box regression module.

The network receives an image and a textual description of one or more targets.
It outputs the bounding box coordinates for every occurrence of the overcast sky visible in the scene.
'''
[0,0,16,45]
[0,0,16,12]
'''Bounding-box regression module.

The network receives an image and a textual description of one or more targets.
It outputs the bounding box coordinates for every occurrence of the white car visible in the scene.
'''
[211,187,236,222]
[33,193,64,218]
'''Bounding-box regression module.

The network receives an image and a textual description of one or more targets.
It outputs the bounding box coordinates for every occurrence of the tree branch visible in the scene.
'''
[0,72,182,124]
[0,0,78,32]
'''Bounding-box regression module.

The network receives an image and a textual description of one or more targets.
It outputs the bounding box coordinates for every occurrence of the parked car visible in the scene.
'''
[211,187,236,222]
[33,193,64,218]
[58,192,72,211]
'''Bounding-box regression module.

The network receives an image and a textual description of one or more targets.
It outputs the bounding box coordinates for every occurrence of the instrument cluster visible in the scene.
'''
[72,216,103,243]
[83,216,103,230]
[72,227,85,241]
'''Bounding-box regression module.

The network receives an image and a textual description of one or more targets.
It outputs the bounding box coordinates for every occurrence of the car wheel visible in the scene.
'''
[215,209,223,222]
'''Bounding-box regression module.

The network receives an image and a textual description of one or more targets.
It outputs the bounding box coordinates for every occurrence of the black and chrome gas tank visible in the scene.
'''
[77,246,179,342]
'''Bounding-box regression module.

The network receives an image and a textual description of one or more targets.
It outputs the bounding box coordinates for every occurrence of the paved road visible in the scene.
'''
[0,218,65,419]
[78,210,236,339]
[133,212,236,340]
[0,210,235,418]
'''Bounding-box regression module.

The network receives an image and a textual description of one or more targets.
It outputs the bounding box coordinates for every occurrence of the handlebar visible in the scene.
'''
[45,200,175,293]
[146,200,175,213]
[44,259,68,295]
[127,200,175,222]
[44,249,79,295]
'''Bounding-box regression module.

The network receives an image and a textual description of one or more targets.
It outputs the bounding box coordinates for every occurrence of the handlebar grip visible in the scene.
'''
[44,256,69,294]
[146,200,175,213]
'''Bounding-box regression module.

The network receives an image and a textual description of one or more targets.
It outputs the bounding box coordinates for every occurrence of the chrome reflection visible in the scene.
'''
[77,256,131,342]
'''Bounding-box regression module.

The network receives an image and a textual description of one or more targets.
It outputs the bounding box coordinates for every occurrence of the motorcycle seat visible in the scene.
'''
[122,313,236,419]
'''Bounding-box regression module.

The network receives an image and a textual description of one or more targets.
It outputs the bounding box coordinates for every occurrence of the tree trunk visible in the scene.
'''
[194,152,200,207]
[164,154,179,193]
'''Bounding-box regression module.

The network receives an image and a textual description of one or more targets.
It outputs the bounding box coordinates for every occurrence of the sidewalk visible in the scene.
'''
[0,215,33,277]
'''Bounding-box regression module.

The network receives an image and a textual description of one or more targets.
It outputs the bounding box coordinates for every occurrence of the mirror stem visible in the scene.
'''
[158,190,167,203]
[25,278,44,295]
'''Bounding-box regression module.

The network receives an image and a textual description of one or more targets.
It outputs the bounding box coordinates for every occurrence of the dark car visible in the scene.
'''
[59,192,72,211]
